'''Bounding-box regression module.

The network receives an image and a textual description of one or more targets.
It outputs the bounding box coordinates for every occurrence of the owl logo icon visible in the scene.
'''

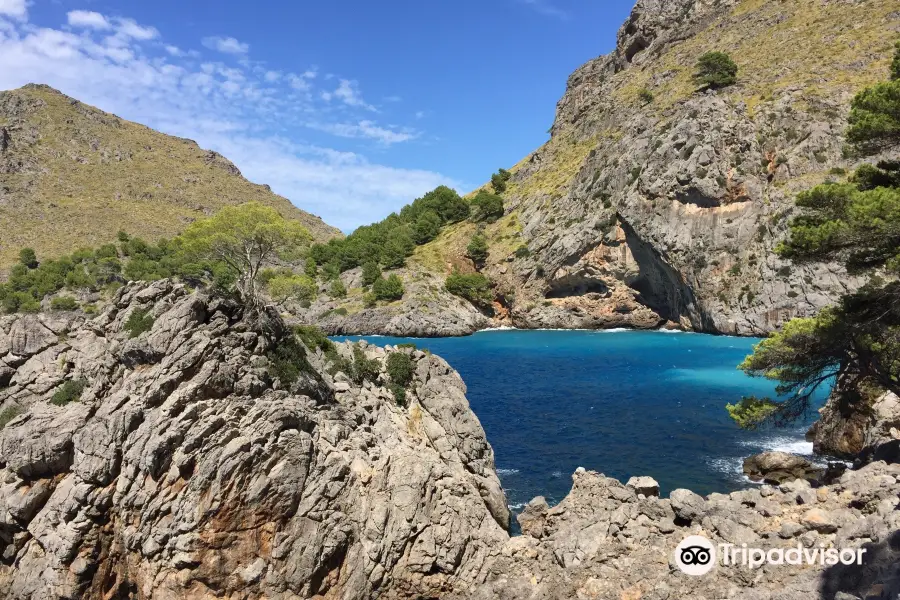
[674,535,716,576]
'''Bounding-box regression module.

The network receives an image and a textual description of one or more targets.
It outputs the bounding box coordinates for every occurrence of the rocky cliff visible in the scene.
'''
[0,281,508,599]
[315,0,899,337]
[0,84,340,269]
[1,282,899,599]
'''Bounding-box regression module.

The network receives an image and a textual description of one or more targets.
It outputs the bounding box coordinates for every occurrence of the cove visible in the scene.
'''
[335,330,830,515]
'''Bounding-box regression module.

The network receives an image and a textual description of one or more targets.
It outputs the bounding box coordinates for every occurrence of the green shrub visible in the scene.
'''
[296,325,334,353]
[0,405,25,429]
[397,342,418,350]
[390,384,407,407]
[51,379,86,406]
[445,271,492,307]
[386,352,415,387]
[350,344,380,384]
[269,274,317,303]
[362,261,382,287]
[413,210,442,245]
[124,308,154,338]
[50,296,78,311]
[467,233,489,266]
[694,51,738,90]
[19,248,38,269]
[491,168,512,194]
[329,279,347,299]
[304,257,318,279]
[638,88,654,104]
[267,336,313,385]
[470,191,505,223]
[363,292,377,308]
[373,275,404,301]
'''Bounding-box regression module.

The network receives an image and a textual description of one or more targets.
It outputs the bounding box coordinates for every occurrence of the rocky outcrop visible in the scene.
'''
[0,280,509,599]
[294,266,492,338]
[743,451,823,485]
[340,0,897,338]
[1,280,899,599]
[810,387,900,459]
[455,464,900,600]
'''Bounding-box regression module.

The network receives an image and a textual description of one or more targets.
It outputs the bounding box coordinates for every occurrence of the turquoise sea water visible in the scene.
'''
[336,330,831,515]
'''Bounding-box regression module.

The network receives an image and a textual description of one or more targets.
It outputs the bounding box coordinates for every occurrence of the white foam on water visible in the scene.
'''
[508,502,527,510]
[739,435,815,457]
[480,326,519,332]
[497,468,520,476]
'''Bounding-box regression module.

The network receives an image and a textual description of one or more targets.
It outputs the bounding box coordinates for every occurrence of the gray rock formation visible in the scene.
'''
[810,386,900,459]
[743,451,823,485]
[0,280,509,599]
[455,464,900,600]
[322,0,896,338]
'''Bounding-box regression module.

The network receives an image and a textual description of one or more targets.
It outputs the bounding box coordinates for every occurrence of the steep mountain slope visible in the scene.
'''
[0,84,340,268]
[319,0,898,337]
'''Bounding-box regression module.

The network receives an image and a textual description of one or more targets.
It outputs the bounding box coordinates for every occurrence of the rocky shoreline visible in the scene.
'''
[0,280,897,599]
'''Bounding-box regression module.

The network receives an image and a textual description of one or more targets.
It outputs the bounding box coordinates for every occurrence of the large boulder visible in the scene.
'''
[743,451,823,484]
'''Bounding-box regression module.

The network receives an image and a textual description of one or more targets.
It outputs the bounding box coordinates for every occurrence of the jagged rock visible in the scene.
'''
[626,475,659,497]
[743,451,823,484]
[0,281,509,600]
[810,384,900,459]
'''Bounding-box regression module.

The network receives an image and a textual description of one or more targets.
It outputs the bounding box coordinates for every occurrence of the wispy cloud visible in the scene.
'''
[324,79,377,112]
[202,35,249,55]
[516,0,569,20]
[0,9,451,230]
[308,120,419,145]
[67,10,111,30]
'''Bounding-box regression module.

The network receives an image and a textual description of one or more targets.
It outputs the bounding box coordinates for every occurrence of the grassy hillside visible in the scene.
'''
[0,84,340,269]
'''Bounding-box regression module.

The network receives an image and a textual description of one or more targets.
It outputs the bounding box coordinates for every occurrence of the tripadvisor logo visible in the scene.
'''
[674,535,716,576]
[673,535,867,576]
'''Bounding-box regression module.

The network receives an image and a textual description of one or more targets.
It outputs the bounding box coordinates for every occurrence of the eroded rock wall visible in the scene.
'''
[0,281,509,600]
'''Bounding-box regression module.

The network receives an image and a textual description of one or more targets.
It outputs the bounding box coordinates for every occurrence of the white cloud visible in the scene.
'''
[327,79,376,112]
[309,120,418,145]
[67,10,111,30]
[0,0,26,20]
[114,18,158,40]
[202,35,248,55]
[0,10,447,231]
[264,70,281,82]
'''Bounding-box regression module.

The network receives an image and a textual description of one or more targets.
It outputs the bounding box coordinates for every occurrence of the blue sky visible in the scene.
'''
[0,0,634,231]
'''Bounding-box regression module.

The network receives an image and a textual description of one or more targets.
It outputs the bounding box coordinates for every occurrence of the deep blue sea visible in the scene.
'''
[336,330,830,516]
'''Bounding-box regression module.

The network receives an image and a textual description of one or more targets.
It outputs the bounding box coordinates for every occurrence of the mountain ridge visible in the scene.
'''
[0,83,341,269]
[309,0,899,337]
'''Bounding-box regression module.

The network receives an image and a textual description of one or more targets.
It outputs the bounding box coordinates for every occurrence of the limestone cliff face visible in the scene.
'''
[341,0,897,337]
[491,0,898,335]
[0,281,508,599]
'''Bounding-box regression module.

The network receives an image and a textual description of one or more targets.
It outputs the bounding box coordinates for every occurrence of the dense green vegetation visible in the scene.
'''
[729,46,900,429]
[51,379,86,406]
[267,335,315,386]
[694,51,738,90]
[329,279,348,299]
[470,191,505,223]
[264,271,317,303]
[386,351,415,406]
[445,271,493,308]
[308,186,469,276]
[179,202,312,310]
[50,296,78,311]
[0,203,313,315]
[467,233,489,267]
[373,274,405,301]
[491,168,512,194]
[362,261,382,287]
